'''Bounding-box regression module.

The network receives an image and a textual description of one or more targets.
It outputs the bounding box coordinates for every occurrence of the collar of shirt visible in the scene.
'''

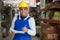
[19,14,30,20]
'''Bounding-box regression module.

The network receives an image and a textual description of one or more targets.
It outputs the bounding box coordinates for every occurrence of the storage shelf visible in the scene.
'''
[42,4,60,11]
[51,4,60,9]
[37,18,60,24]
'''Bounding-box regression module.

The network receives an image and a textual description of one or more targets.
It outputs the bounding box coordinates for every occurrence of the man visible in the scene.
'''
[10,1,36,40]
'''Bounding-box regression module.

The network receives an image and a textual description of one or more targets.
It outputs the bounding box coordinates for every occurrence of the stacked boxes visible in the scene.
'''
[40,23,58,40]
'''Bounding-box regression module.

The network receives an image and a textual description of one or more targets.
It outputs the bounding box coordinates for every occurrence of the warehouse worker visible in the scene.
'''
[10,1,36,40]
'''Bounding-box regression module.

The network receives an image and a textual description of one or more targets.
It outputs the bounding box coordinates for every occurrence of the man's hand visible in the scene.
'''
[22,27,28,32]
[10,31,16,35]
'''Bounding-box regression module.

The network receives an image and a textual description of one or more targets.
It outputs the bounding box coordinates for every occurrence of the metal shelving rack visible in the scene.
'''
[0,0,3,40]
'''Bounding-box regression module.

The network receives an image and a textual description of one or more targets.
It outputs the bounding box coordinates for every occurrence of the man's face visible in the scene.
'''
[19,7,28,17]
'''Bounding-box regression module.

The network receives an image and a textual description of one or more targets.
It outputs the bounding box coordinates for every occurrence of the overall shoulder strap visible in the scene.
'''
[16,15,20,20]
[26,17,31,20]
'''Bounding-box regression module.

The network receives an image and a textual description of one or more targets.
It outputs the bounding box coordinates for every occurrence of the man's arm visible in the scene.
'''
[10,14,25,34]
[27,17,36,36]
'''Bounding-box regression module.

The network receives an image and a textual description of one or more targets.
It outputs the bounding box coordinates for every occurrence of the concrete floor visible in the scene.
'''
[2,26,41,40]
[3,35,40,40]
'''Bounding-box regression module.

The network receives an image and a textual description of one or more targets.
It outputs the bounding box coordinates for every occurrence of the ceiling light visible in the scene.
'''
[3,1,6,3]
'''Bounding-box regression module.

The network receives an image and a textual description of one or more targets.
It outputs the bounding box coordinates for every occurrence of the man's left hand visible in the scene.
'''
[22,27,28,32]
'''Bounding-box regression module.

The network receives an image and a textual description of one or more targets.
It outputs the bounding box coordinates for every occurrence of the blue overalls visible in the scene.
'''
[13,16,31,40]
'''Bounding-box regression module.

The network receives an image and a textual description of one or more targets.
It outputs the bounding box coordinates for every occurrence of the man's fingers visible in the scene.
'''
[22,27,28,32]
[10,31,15,35]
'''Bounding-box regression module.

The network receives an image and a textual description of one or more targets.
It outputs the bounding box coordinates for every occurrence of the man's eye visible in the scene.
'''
[19,8,22,10]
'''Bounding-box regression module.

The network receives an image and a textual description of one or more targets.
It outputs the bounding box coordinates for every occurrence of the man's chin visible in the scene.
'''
[22,15,27,17]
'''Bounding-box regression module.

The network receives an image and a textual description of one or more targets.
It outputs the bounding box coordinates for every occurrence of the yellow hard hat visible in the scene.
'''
[18,1,29,8]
